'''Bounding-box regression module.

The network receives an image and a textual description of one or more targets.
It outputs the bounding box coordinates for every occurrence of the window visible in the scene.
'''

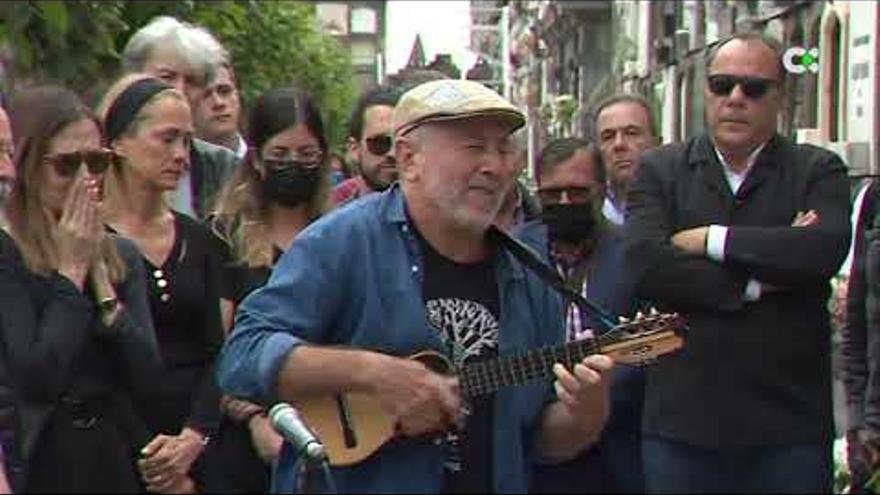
[690,63,705,136]
[316,3,348,35]
[821,12,842,141]
[351,7,377,34]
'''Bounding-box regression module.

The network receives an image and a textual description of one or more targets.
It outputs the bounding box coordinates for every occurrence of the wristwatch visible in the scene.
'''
[98,296,119,314]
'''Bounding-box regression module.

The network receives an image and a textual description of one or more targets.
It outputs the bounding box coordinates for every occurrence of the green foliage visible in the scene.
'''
[0,1,357,149]
[0,1,127,95]
[190,1,357,149]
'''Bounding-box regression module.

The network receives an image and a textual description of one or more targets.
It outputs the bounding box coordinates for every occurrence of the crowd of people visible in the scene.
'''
[0,14,873,495]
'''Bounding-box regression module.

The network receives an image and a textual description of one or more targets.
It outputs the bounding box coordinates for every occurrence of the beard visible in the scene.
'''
[429,181,508,235]
[357,159,397,192]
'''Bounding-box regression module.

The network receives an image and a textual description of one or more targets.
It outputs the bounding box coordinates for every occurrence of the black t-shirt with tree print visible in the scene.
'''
[416,231,499,494]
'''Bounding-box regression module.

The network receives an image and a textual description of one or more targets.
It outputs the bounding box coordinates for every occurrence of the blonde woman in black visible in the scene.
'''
[98,74,225,493]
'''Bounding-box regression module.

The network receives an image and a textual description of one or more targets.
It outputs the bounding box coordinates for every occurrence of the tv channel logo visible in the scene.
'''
[783,47,819,74]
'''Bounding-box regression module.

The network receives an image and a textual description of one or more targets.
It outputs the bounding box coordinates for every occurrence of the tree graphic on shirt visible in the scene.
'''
[426,297,498,369]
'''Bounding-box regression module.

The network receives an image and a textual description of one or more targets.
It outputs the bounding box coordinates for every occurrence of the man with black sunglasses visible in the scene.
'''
[624,32,851,492]
[331,85,403,207]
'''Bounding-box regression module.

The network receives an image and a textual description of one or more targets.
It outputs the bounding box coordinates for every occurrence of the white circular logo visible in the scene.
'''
[783,47,819,74]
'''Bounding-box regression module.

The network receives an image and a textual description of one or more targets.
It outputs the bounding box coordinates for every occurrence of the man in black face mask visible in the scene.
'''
[535,138,609,302]
[516,137,644,494]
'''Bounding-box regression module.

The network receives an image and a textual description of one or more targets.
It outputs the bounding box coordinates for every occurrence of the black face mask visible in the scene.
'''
[541,201,601,244]
[262,165,321,207]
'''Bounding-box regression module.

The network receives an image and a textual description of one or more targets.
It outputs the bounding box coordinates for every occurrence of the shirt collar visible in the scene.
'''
[382,184,525,281]
[235,134,248,160]
[712,139,768,175]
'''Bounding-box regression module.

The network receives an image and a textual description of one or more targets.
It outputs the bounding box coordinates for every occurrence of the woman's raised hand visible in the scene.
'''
[54,170,104,290]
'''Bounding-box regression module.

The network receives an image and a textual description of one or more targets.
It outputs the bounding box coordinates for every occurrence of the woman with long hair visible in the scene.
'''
[97,74,225,493]
[0,85,160,492]
[203,86,330,492]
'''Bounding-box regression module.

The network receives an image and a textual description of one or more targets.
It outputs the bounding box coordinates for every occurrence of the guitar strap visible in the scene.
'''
[486,226,618,331]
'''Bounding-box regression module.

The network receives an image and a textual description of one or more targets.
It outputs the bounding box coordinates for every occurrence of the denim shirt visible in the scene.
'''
[217,186,563,493]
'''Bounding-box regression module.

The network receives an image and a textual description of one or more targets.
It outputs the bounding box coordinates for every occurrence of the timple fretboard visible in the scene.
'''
[459,314,682,398]
[460,333,605,398]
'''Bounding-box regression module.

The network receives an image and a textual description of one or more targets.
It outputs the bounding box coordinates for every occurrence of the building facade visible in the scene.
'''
[506,0,880,179]
[316,1,388,92]
[491,1,618,178]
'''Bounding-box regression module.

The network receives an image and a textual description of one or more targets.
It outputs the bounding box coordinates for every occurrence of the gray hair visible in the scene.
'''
[121,16,228,87]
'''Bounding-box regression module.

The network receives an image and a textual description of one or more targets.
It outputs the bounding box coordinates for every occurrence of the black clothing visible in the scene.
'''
[417,231,498,494]
[0,231,161,491]
[200,218,278,493]
[844,181,880,441]
[624,133,851,448]
[122,212,225,438]
[207,215,279,305]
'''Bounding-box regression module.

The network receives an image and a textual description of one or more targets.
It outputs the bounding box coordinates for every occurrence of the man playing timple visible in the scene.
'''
[331,86,402,207]
[518,138,643,493]
[218,79,613,493]
[624,33,850,492]
[594,94,657,225]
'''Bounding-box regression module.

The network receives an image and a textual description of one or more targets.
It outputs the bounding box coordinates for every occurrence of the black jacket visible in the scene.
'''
[624,133,851,448]
[843,180,880,439]
[0,232,161,479]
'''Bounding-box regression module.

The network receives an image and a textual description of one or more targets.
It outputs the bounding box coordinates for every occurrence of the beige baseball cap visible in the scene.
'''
[392,79,526,137]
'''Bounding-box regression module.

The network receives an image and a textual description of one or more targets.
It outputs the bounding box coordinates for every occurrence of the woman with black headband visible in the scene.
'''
[200,86,330,492]
[98,74,225,493]
[0,86,161,492]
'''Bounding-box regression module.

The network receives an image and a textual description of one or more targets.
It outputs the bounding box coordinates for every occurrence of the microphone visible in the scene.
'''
[269,403,327,462]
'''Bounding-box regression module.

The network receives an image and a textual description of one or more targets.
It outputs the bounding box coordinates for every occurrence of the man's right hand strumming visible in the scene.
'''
[364,353,462,438]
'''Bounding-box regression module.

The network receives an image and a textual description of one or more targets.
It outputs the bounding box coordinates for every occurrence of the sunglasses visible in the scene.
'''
[537,187,597,204]
[707,74,778,99]
[364,134,392,156]
[45,149,116,178]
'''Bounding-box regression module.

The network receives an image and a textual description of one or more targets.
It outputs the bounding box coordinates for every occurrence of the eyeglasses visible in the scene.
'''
[364,134,392,156]
[537,187,597,204]
[261,157,322,171]
[261,148,324,170]
[45,149,116,178]
[706,74,778,99]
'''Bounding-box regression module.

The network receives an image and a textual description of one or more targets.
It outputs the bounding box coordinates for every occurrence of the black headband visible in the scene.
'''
[105,78,173,143]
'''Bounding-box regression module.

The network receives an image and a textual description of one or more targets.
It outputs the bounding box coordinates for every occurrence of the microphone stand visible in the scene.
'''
[271,442,337,495]
[297,443,337,495]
